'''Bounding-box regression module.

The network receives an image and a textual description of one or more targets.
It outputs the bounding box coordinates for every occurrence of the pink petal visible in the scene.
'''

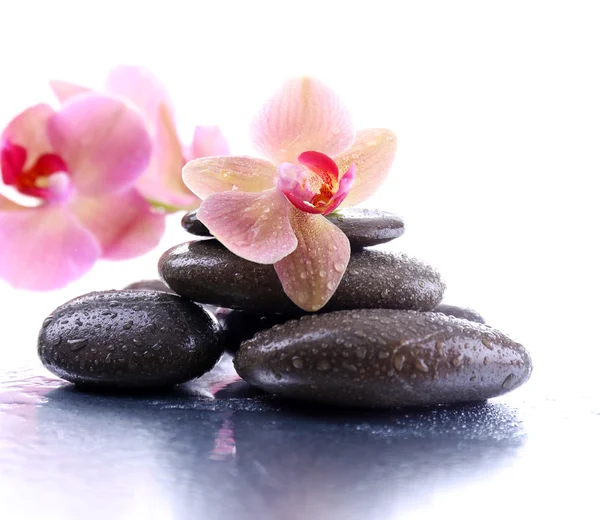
[183,156,277,199]
[250,77,355,164]
[0,204,100,290]
[323,163,356,215]
[198,188,297,264]
[1,104,55,169]
[188,125,230,160]
[0,194,25,211]
[135,103,196,209]
[70,188,166,260]
[297,150,339,184]
[273,208,351,312]
[48,93,152,195]
[335,128,397,208]
[105,65,174,126]
[49,80,91,103]
[1,141,27,185]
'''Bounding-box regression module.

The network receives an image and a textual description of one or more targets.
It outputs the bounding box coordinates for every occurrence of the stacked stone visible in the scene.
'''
[37,208,532,408]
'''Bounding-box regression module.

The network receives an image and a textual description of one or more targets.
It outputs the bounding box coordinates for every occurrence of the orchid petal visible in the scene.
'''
[0,194,25,211]
[0,205,100,290]
[105,65,174,126]
[250,77,355,164]
[134,103,196,209]
[297,150,340,184]
[334,128,397,208]
[48,93,152,195]
[324,163,356,215]
[49,80,91,103]
[183,156,277,199]
[1,104,55,169]
[70,189,166,260]
[274,208,351,312]
[1,141,26,185]
[198,188,297,264]
[189,125,230,160]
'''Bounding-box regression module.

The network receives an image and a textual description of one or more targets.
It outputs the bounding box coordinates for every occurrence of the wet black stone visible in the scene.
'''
[434,304,485,324]
[234,309,532,408]
[326,208,405,249]
[214,308,290,354]
[159,241,445,314]
[181,209,210,237]
[181,208,405,250]
[38,290,224,389]
[124,279,175,293]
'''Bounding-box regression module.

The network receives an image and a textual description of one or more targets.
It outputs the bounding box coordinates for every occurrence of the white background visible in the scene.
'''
[1,0,599,397]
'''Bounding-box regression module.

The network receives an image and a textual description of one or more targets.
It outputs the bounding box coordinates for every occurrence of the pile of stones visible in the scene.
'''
[38,208,532,407]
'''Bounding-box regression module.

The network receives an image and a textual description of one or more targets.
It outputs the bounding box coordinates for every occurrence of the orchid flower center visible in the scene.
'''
[1,141,72,203]
[277,151,356,215]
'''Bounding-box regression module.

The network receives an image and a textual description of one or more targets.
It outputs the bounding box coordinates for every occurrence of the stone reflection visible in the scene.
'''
[30,363,527,520]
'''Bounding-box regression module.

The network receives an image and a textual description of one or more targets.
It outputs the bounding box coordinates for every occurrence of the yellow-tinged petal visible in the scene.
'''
[250,77,355,164]
[335,128,397,208]
[183,156,278,199]
[198,188,297,264]
[273,208,351,312]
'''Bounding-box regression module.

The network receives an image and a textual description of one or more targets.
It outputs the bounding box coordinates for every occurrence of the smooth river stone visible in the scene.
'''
[124,279,175,293]
[38,290,224,389]
[434,304,485,324]
[214,308,289,354]
[159,241,445,314]
[181,208,405,249]
[234,310,532,408]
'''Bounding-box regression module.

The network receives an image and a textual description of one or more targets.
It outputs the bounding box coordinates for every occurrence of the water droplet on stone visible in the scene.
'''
[292,357,304,369]
[316,359,331,371]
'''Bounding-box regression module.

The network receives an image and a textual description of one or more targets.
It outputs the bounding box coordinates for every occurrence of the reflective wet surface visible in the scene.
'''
[1,355,599,520]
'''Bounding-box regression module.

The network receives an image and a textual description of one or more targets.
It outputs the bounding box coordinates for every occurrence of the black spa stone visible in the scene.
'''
[433,304,485,324]
[159,241,445,314]
[37,290,224,389]
[234,309,532,408]
[181,208,405,250]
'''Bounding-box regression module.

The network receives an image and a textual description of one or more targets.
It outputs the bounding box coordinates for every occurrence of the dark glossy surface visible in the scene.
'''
[1,355,599,520]
[182,207,405,250]
[159,241,445,314]
[235,310,532,407]
[38,290,223,388]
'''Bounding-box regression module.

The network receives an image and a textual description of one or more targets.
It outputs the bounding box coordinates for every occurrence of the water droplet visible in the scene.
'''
[356,347,367,360]
[393,354,405,372]
[274,373,282,380]
[481,338,494,350]
[483,357,489,365]
[415,359,429,372]
[334,262,344,272]
[292,357,304,369]
[502,374,515,389]
[316,359,331,371]
[326,281,335,290]
[319,269,327,278]
[300,272,308,280]
[452,356,462,368]
[43,317,53,328]
[123,321,133,330]
[67,338,88,351]
[377,351,390,360]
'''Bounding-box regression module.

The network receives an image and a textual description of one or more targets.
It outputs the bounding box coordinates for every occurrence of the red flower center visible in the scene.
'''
[1,141,70,201]
[277,151,356,216]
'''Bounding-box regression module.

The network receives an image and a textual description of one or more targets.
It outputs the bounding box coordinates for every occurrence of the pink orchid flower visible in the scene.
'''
[50,66,230,211]
[183,77,397,312]
[0,93,163,290]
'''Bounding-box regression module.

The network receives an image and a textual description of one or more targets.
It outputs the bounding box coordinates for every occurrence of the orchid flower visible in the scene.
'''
[50,66,230,211]
[0,94,162,290]
[183,77,397,312]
